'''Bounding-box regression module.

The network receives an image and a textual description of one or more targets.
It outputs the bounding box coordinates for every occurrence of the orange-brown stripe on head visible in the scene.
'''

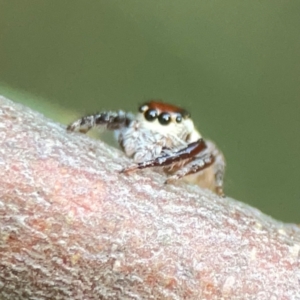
[139,100,190,119]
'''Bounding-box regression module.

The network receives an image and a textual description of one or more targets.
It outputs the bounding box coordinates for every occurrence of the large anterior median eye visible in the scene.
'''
[158,112,171,125]
[144,109,158,121]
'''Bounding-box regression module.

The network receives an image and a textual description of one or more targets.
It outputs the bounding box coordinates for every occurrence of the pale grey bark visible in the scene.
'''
[0,95,299,299]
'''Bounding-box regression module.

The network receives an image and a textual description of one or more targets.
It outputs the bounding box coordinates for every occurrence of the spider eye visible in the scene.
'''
[176,114,182,123]
[144,109,158,121]
[182,110,190,119]
[139,104,148,113]
[158,112,171,125]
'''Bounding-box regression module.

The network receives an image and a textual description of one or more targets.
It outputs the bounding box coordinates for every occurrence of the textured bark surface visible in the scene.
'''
[0,95,299,300]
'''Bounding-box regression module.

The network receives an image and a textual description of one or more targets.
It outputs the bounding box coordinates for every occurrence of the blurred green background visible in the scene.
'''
[0,1,299,222]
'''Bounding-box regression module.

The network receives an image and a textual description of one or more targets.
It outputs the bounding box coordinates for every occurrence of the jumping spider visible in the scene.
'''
[67,101,225,196]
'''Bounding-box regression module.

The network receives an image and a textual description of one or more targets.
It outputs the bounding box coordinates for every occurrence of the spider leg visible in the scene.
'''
[166,140,225,197]
[67,111,133,133]
[165,153,215,183]
[120,139,207,173]
[212,146,226,197]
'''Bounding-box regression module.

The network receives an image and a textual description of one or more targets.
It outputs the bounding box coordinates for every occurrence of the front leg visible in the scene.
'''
[167,140,225,196]
[67,111,133,133]
[121,139,207,173]
[165,153,215,183]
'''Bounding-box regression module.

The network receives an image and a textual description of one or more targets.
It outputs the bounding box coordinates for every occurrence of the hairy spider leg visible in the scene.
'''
[165,153,215,182]
[166,150,225,196]
[120,139,207,173]
[67,111,133,133]
[212,149,225,196]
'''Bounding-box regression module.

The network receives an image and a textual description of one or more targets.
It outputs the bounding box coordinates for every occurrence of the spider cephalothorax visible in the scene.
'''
[67,100,225,196]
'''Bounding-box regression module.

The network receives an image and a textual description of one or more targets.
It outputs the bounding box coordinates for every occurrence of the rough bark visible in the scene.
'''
[0,95,299,300]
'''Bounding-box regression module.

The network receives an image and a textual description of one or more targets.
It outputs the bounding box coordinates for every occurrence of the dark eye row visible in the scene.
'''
[144,109,182,125]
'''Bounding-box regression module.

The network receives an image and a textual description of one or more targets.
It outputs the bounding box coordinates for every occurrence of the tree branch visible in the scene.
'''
[0,95,299,299]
